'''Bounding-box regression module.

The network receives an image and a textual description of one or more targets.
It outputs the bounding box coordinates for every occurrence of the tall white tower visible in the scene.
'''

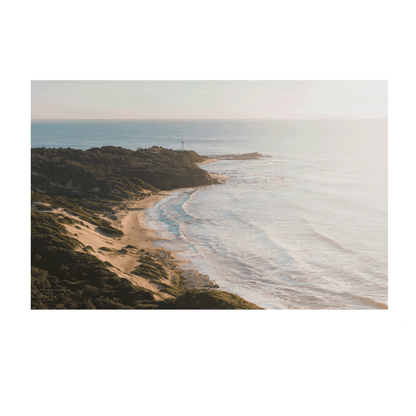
[181,140,185,151]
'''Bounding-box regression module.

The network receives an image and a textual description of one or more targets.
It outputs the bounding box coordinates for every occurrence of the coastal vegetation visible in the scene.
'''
[31,146,261,309]
[31,210,156,309]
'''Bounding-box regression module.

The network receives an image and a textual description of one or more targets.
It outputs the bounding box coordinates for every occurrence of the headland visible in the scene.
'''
[31,146,262,309]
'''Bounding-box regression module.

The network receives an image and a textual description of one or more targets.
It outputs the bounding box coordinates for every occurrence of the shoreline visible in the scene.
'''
[196,158,220,165]
[120,190,222,291]
[31,147,263,309]
[197,158,230,182]
[38,189,223,302]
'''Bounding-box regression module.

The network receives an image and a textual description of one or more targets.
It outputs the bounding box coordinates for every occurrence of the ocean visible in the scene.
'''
[31,119,388,309]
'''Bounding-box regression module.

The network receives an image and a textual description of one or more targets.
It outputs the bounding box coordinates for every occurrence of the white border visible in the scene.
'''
[13,67,16,324]
[15,65,404,326]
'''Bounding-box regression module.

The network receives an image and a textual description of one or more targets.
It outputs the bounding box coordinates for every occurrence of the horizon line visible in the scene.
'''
[31,117,388,121]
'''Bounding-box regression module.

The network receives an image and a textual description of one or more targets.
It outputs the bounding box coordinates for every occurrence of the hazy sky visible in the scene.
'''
[31,81,387,120]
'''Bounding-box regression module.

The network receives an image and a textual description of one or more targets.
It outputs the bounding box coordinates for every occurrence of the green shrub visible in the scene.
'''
[31,267,51,289]
[99,247,112,252]
[58,216,76,225]
[97,226,124,236]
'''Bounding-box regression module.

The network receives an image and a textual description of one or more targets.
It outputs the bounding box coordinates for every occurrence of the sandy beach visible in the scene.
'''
[31,150,258,309]
[196,158,219,165]
[35,187,220,302]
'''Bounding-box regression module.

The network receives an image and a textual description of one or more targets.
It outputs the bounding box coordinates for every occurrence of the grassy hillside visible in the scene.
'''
[31,146,261,310]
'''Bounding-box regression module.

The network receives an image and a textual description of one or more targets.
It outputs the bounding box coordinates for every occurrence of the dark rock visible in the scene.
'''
[206,152,271,160]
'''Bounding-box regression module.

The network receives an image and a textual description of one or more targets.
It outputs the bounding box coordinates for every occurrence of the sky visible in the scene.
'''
[31,80,387,120]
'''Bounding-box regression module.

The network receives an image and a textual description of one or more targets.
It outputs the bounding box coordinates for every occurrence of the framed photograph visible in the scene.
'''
[14,65,405,326]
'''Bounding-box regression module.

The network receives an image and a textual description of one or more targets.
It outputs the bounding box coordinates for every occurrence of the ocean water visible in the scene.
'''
[32,119,388,309]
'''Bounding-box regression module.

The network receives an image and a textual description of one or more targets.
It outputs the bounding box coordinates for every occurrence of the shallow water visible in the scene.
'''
[32,119,388,309]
